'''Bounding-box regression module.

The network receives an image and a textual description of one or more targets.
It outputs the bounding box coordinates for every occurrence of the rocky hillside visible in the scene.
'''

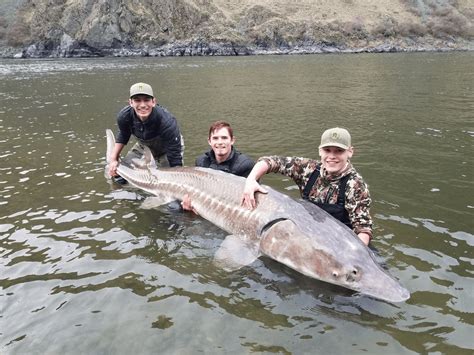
[0,0,472,58]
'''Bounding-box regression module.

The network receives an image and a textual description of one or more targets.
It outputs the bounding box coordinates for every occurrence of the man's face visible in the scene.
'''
[319,146,353,175]
[129,95,156,120]
[208,127,235,162]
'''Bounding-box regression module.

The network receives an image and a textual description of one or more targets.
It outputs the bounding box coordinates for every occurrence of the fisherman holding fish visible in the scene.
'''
[195,121,254,177]
[241,127,373,245]
[182,121,254,212]
[108,82,184,183]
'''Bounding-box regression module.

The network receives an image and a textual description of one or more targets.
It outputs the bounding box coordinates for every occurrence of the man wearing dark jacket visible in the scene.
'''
[108,82,184,181]
[195,121,254,177]
[181,121,254,212]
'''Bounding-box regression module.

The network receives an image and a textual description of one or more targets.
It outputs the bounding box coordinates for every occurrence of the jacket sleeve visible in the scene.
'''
[116,106,133,145]
[345,175,373,237]
[157,107,184,167]
[258,156,317,189]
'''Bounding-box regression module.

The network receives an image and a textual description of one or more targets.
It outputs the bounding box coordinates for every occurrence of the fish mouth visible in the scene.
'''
[321,276,410,303]
[352,277,410,303]
[368,287,410,303]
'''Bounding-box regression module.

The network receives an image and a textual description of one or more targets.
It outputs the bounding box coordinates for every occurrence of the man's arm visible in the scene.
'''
[346,175,373,246]
[158,107,184,167]
[108,142,125,177]
[181,194,198,214]
[241,160,270,209]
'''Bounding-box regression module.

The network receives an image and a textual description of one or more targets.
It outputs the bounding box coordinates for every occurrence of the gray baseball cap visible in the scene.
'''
[130,82,154,98]
[319,127,351,150]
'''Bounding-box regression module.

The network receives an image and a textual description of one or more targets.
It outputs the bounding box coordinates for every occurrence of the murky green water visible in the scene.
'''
[1,52,473,354]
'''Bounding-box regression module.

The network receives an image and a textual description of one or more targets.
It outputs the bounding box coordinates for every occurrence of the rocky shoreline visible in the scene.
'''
[1,0,472,60]
[1,38,472,60]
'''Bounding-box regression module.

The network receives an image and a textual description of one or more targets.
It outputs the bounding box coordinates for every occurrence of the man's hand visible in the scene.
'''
[241,179,268,210]
[108,160,119,177]
[181,194,198,215]
[357,232,371,246]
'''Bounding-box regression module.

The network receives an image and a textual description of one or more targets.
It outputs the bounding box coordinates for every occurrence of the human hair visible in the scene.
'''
[208,120,233,139]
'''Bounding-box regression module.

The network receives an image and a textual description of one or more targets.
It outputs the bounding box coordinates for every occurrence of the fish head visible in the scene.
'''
[260,219,410,303]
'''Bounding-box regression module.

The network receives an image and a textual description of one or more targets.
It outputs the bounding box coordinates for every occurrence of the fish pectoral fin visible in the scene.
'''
[140,196,176,209]
[214,235,260,271]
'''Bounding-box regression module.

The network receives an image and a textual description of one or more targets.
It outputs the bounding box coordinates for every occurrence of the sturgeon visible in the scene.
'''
[106,129,410,303]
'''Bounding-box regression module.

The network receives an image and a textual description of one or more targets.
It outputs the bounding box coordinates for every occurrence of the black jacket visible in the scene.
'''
[195,147,254,177]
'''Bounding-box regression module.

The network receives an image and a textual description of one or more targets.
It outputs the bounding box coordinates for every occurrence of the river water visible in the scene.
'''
[0,52,473,354]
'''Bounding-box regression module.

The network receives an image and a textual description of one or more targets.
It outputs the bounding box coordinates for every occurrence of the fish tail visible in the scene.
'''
[106,129,115,164]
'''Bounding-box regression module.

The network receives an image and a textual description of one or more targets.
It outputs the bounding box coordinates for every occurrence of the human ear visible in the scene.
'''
[347,146,354,158]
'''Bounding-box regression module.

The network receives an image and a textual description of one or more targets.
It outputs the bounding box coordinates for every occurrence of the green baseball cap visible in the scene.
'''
[130,82,154,98]
[319,127,351,150]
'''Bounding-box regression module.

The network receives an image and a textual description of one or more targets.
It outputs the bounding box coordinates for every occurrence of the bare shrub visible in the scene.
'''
[372,17,399,38]
[328,20,343,32]
[399,0,423,16]
[399,21,428,37]
[6,21,31,46]
[428,11,472,37]
[433,6,454,17]
[0,17,6,40]
[342,17,368,39]
[0,16,7,29]
[463,8,474,20]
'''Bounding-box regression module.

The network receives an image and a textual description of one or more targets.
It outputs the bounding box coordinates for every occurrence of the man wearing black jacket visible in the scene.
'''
[195,120,254,177]
[108,82,184,182]
[181,121,254,212]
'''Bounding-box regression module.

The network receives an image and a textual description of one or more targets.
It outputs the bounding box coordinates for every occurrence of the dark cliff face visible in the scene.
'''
[3,0,211,45]
[0,0,472,57]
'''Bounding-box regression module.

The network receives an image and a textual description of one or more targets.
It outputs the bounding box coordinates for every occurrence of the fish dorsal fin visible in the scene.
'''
[142,145,158,170]
[128,145,158,172]
[214,235,260,271]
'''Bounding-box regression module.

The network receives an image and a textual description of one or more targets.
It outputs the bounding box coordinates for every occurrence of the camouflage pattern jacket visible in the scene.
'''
[259,156,373,238]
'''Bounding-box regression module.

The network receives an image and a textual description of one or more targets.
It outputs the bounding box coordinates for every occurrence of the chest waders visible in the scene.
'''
[302,165,352,229]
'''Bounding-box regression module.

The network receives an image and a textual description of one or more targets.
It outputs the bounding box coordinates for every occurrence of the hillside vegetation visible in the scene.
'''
[0,0,472,57]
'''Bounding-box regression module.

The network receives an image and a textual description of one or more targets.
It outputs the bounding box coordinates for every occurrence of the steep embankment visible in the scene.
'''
[0,0,472,58]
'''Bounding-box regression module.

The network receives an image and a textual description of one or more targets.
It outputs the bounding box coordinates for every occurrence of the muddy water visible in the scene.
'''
[0,52,473,354]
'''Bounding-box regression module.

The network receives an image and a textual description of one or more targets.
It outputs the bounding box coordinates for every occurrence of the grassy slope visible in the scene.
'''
[0,0,472,53]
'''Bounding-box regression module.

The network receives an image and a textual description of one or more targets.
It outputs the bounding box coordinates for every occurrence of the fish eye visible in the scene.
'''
[332,271,339,278]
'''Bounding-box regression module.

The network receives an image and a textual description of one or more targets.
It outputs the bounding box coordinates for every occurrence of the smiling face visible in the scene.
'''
[208,126,235,163]
[129,95,156,120]
[319,146,353,175]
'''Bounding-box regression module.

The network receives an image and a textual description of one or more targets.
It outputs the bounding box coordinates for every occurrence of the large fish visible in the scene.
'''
[106,129,410,303]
